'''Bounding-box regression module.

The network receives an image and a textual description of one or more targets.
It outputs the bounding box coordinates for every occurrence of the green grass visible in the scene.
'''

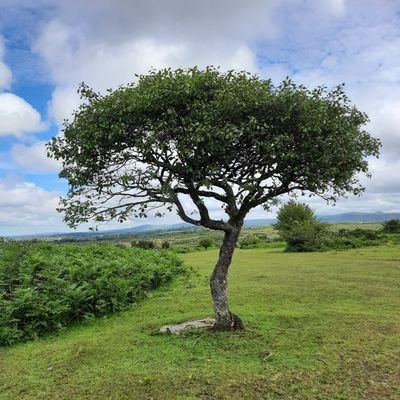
[1,245,399,399]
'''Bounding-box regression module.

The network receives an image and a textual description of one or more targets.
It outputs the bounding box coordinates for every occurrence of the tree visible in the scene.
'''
[161,240,171,249]
[199,236,214,249]
[382,219,400,233]
[239,235,261,248]
[47,67,380,330]
[274,201,325,252]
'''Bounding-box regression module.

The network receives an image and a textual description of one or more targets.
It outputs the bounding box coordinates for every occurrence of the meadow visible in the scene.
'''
[0,235,399,399]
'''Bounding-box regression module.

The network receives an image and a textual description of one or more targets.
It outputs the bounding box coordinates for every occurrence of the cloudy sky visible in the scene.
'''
[0,0,399,236]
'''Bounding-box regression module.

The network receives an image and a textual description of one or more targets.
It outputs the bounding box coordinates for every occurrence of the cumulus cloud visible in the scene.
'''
[0,176,62,235]
[366,101,400,161]
[11,141,61,173]
[33,1,281,124]
[54,0,278,43]
[0,92,46,136]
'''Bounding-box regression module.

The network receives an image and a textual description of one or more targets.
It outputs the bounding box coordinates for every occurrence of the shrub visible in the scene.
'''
[284,220,326,252]
[382,219,400,233]
[173,246,200,254]
[131,240,155,249]
[0,242,185,346]
[274,201,326,252]
[161,240,170,249]
[314,228,381,251]
[239,235,262,249]
[199,237,214,249]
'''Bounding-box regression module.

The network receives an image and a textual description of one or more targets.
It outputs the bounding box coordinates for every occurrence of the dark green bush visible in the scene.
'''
[382,219,400,233]
[274,201,326,252]
[161,240,170,249]
[284,221,326,252]
[239,235,262,249]
[131,240,155,249]
[199,237,214,249]
[0,242,185,346]
[320,228,381,250]
[173,246,201,254]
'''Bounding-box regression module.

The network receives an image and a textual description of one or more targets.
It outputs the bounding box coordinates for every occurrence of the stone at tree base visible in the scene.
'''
[160,318,215,334]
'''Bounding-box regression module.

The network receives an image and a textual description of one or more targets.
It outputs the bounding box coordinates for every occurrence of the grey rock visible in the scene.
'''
[160,318,215,334]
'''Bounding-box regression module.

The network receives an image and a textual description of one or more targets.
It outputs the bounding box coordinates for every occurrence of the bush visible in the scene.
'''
[382,219,400,233]
[239,235,262,249]
[284,220,326,252]
[161,240,170,249]
[274,201,326,252]
[0,242,185,346]
[199,237,214,249]
[313,228,380,251]
[172,246,201,254]
[131,240,155,249]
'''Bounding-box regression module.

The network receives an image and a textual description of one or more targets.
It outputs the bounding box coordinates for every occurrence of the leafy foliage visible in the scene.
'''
[161,240,171,249]
[48,67,380,231]
[275,207,396,252]
[239,235,262,249]
[382,219,400,233]
[321,228,380,250]
[274,201,326,252]
[199,237,214,249]
[0,242,184,346]
[131,239,155,249]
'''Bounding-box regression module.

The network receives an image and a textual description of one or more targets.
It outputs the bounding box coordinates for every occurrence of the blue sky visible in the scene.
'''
[0,0,399,236]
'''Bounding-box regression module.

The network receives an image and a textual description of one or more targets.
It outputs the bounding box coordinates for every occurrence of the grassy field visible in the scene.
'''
[125,222,383,249]
[1,244,399,399]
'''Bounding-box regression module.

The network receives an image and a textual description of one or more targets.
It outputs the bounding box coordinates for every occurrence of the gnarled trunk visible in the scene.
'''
[210,227,244,331]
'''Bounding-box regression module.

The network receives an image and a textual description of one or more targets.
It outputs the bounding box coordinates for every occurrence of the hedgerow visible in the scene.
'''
[0,242,185,346]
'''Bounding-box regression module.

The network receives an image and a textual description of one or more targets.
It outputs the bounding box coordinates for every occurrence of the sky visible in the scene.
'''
[0,0,399,236]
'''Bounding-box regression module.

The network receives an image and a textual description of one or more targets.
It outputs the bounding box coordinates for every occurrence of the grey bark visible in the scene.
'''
[210,227,244,330]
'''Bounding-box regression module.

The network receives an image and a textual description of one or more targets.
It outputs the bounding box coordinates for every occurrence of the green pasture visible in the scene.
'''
[1,245,399,399]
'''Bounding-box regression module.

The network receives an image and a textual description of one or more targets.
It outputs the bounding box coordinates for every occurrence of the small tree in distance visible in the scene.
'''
[199,237,214,249]
[274,200,325,252]
[382,219,400,233]
[48,67,380,330]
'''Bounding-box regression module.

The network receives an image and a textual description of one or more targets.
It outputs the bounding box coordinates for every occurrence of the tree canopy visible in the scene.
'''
[48,67,380,232]
[48,67,380,330]
[274,200,326,252]
[382,219,400,233]
[274,200,319,234]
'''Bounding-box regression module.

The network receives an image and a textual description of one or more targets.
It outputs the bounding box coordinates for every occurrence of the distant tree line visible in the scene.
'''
[273,201,400,252]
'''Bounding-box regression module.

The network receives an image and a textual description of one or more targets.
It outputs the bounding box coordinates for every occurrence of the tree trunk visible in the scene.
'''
[210,227,244,331]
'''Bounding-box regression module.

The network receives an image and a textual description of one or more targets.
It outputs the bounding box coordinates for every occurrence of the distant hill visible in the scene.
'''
[244,218,276,227]
[8,212,400,241]
[245,212,400,227]
[11,223,193,241]
[318,212,400,223]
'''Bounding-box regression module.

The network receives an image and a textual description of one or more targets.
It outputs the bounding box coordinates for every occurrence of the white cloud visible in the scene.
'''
[0,36,12,90]
[54,0,278,43]
[0,92,46,136]
[0,177,62,235]
[367,101,400,161]
[323,0,346,16]
[11,141,61,173]
[33,1,276,124]
[0,62,11,90]
[48,86,81,126]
